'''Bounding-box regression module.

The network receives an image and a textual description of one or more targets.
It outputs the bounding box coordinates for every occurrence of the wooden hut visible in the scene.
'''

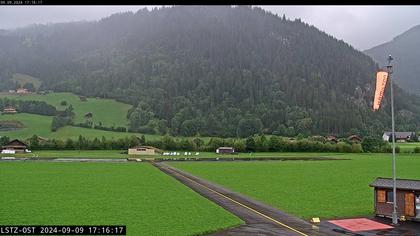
[370,177,420,221]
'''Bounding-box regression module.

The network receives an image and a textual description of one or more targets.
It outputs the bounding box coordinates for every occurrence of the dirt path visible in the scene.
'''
[152,162,341,236]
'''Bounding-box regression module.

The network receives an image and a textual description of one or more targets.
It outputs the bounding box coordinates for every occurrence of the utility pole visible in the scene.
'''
[387,54,398,225]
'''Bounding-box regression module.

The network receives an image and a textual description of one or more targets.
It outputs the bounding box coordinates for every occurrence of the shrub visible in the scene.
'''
[414,147,420,153]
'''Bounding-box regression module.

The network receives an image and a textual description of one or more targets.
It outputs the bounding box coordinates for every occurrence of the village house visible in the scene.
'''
[16,88,29,94]
[79,96,87,102]
[382,132,416,142]
[326,135,338,143]
[216,147,235,154]
[2,106,17,114]
[370,177,420,221]
[128,146,158,155]
[2,139,28,153]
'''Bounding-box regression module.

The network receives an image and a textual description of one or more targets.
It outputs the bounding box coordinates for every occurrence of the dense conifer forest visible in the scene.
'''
[1,6,420,137]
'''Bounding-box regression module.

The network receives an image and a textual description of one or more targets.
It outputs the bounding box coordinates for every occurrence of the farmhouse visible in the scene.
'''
[2,139,28,153]
[382,132,415,142]
[79,96,87,102]
[2,106,17,114]
[370,177,420,221]
[216,147,235,154]
[128,146,157,155]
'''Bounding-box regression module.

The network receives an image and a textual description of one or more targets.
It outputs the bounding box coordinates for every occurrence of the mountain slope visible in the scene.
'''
[1,6,420,137]
[365,25,420,95]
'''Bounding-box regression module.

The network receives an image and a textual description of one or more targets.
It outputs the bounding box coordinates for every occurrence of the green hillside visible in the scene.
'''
[0,92,131,128]
[11,73,42,90]
[0,113,162,140]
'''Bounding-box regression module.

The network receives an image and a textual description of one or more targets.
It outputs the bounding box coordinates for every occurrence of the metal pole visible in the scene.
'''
[388,55,398,225]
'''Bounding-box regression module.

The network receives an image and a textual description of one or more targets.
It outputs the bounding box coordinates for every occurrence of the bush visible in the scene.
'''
[60,101,67,106]
[361,137,387,153]
[414,147,420,153]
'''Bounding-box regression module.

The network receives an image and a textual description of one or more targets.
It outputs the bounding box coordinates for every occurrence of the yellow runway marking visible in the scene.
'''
[168,166,309,236]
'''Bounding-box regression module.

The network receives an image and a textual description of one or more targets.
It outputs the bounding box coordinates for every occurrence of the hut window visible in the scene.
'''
[386,191,394,203]
[377,190,386,203]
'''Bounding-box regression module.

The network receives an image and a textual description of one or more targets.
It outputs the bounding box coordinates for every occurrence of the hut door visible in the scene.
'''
[404,193,415,217]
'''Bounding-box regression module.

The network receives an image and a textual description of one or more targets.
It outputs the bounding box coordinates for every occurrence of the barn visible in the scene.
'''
[370,177,420,221]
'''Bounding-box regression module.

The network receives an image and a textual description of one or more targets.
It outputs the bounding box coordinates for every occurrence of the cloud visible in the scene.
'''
[0,6,419,50]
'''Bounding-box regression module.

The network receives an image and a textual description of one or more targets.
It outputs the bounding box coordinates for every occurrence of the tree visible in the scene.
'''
[60,101,67,106]
[28,134,40,149]
[245,136,256,152]
[361,137,386,153]
[23,83,35,92]
[237,118,263,138]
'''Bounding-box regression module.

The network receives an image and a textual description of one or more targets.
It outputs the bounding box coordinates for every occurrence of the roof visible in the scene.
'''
[130,146,156,149]
[383,132,415,139]
[3,139,28,148]
[217,147,235,149]
[369,177,420,191]
[348,135,362,140]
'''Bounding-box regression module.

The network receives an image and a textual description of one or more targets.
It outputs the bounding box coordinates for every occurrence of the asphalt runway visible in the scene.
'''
[153,162,342,236]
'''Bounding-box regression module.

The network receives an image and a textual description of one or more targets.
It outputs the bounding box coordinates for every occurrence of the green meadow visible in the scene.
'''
[0,92,131,128]
[0,162,241,235]
[0,113,164,140]
[11,73,42,90]
[171,153,420,220]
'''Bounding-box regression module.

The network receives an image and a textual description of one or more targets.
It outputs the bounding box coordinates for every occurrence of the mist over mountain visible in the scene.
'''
[1,6,420,137]
[365,25,420,96]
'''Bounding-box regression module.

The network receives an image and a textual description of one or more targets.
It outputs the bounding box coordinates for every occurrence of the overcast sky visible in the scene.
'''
[0,5,419,50]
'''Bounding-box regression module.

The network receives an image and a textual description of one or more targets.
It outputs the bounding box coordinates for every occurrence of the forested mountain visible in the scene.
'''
[1,6,420,137]
[365,25,420,95]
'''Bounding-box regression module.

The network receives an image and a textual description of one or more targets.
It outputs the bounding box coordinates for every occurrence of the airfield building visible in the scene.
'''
[370,177,420,221]
[128,146,157,155]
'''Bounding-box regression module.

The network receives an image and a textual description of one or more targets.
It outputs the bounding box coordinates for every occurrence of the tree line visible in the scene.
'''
[0,98,56,116]
[0,134,398,153]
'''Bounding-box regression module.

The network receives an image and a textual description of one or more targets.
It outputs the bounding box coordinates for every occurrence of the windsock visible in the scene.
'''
[373,71,389,111]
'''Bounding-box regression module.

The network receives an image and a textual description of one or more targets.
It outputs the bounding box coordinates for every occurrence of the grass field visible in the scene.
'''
[0,113,164,140]
[0,92,132,128]
[0,162,242,235]
[171,153,420,220]
[397,142,420,152]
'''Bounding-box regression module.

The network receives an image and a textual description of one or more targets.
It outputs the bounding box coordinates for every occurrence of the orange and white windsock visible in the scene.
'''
[373,71,389,111]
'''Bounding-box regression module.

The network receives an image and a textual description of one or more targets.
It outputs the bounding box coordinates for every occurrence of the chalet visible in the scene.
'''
[2,139,28,153]
[370,177,420,221]
[16,88,29,94]
[348,135,362,143]
[2,106,17,114]
[382,132,415,142]
[216,147,235,154]
[128,146,158,155]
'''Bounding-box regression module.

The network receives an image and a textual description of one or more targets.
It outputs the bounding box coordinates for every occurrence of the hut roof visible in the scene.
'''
[369,177,420,191]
